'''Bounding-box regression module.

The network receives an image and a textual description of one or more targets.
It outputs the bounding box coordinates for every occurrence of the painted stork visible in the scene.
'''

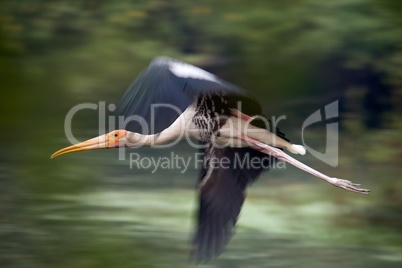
[51,56,369,262]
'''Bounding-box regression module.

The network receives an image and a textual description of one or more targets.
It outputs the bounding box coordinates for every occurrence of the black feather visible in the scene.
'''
[191,145,280,263]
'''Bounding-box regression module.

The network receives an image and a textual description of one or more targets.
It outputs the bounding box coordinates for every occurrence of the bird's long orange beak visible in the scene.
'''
[51,130,127,159]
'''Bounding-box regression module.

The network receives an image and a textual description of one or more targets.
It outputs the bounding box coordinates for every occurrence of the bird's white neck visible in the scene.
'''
[134,130,179,146]
[126,106,197,147]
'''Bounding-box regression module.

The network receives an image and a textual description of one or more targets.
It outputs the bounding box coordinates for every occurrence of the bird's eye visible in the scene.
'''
[114,133,118,137]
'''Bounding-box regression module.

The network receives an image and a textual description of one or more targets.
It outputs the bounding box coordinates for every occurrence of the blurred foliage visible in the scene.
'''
[1,0,402,267]
[1,0,401,120]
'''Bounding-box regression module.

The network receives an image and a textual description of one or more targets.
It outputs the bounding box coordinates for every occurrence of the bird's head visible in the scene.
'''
[51,130,129,159]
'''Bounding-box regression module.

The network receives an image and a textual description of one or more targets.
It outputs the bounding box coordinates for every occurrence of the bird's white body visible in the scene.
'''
[217,114,305,155]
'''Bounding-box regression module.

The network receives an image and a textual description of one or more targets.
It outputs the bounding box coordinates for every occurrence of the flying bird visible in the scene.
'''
[51,56,369,262]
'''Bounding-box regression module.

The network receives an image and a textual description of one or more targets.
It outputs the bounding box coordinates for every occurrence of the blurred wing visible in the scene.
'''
[191,145,273,263]
[116,56,246,134]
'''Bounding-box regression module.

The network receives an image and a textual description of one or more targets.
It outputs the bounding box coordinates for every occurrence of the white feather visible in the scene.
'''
[168,61,219,82]
[289,144,306,155]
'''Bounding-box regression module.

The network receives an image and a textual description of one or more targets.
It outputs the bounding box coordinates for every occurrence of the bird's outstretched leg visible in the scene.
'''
[239,135,370,194]
[230,109,306,155]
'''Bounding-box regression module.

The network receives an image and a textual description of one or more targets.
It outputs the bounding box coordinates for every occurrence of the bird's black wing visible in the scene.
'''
[116,56,248,134]
[191,145,277,263]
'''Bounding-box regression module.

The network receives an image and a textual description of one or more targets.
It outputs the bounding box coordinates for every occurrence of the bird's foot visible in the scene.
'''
[331,178,370,194]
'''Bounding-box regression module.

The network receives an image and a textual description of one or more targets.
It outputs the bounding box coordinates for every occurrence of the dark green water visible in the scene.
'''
[2,139,401,267]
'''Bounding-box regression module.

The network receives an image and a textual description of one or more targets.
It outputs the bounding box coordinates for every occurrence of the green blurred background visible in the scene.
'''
[1,0,402,267]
